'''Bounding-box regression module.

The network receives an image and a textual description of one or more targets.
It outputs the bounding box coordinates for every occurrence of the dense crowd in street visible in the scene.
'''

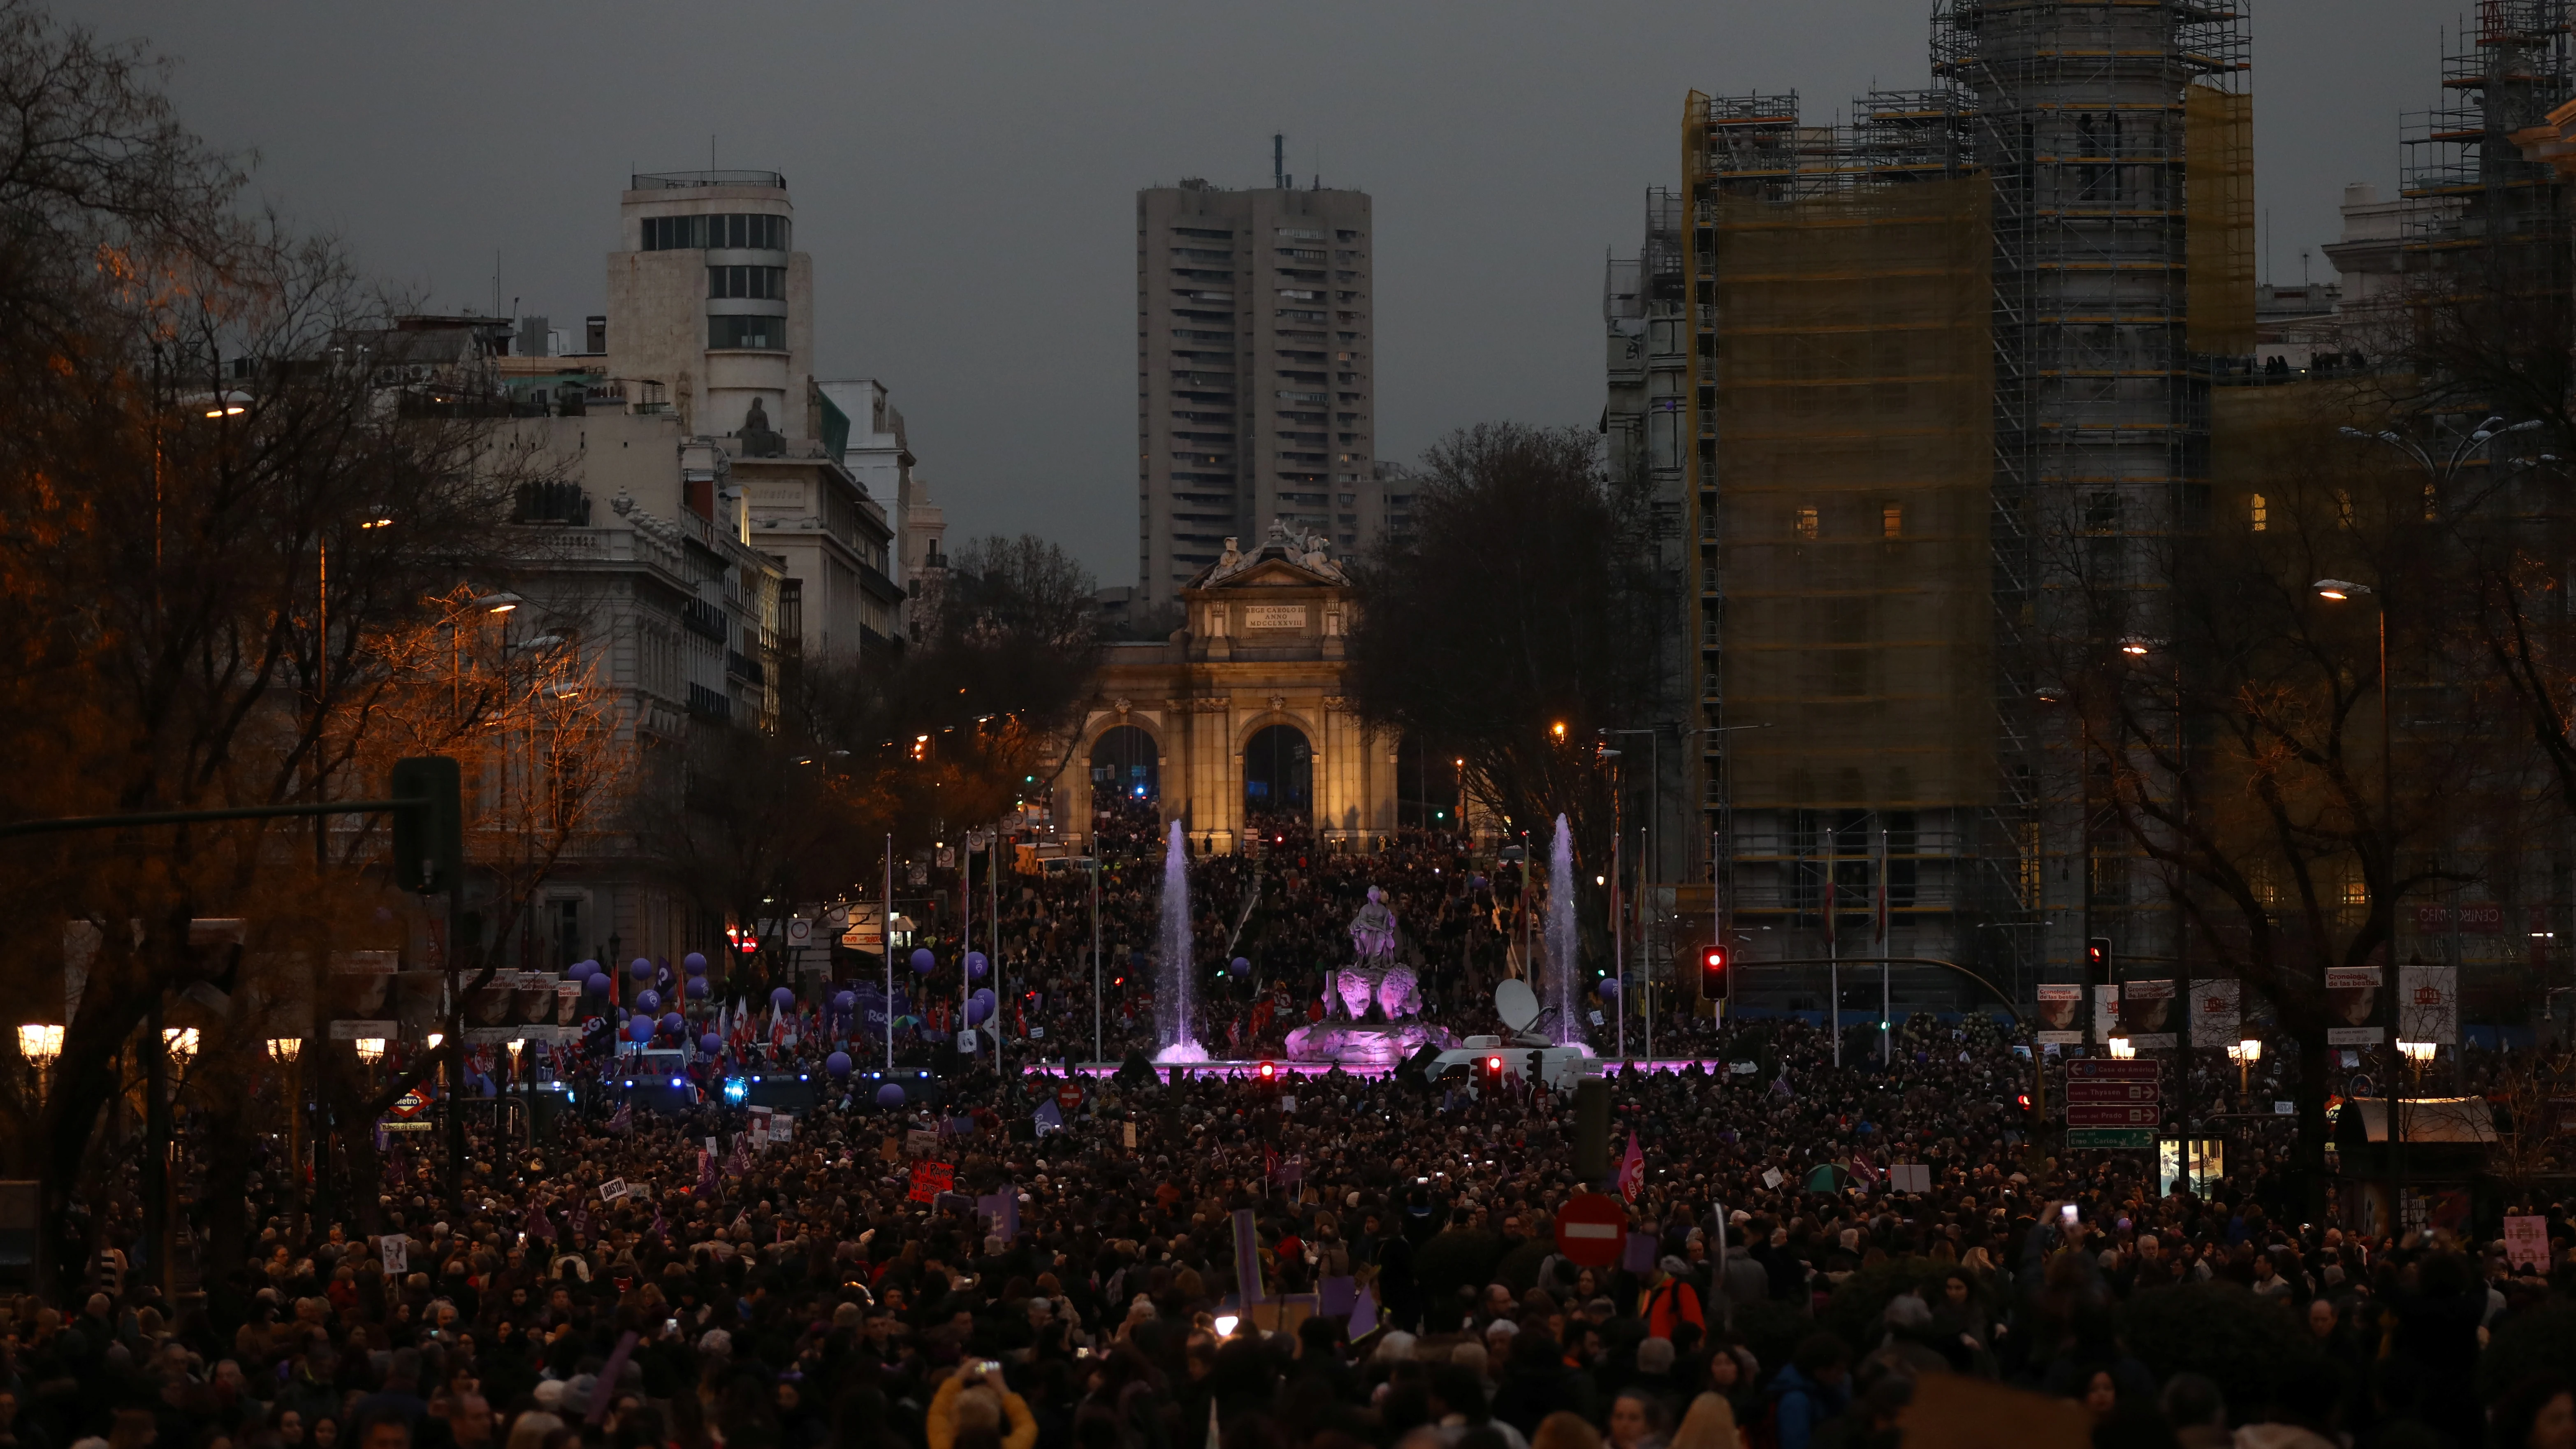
[28,1009,2576,1449]
[23,803,2574,1449]
[891,801,1519,1068]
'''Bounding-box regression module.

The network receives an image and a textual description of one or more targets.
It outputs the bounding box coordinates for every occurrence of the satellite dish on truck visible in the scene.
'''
[1493,980,1553,1047]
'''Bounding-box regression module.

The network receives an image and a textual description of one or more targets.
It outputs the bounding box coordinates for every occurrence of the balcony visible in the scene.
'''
[679,598,728,644]
[726,649,766,686]
[686,683,732,723]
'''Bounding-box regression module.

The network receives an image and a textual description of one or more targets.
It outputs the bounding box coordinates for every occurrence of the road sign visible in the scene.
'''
[2066,1127,2155,1150]
[1055,1083,1083,1114]
[1555,1192,1627,1268]
[2065,1060,2159,1079]
[2066,1104,2160,1127]
[2065,1081,2160,1104]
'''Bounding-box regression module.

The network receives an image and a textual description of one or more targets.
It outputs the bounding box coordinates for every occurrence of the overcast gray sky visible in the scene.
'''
[76,0,2439,585]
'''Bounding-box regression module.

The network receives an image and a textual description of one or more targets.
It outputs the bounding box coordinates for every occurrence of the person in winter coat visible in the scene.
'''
[1766,1335,1849,1449]
[1641,1260,1705,1345]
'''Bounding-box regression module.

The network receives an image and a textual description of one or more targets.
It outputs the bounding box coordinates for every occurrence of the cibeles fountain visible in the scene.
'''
[1283,886,1455,1068]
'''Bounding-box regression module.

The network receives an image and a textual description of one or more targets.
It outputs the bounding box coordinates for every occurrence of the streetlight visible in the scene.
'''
[2339,417,2548,520]
[2233,1037,2261,1108]
[267,1037,305,1231]
[18,1024,63,1065]
[162,1027,198,1066]
[2108,1035,2137,1060]
[2397,1039,2436,1065]
[2314,577,2398,1163]
[355,1037,386,1064]
[475,592,523,614]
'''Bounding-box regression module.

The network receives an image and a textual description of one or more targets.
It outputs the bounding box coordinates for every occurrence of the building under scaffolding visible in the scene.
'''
[1675,0,2253,1008]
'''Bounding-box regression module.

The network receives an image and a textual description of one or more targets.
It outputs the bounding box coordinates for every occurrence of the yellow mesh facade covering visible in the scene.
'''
[1715,175,1994,812]
[2186,84,2257,357]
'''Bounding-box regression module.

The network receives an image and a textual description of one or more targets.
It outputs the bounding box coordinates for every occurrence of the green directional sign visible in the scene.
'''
[2066,1127,2155,1151]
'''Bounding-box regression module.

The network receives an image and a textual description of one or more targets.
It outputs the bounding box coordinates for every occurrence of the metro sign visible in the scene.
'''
[387,1089,431,1120]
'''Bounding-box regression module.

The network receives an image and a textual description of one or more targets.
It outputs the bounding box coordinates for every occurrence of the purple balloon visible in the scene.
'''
[833,990,856,1012]
[875,1083,906,1108]
[966,951,988,981]
[1230,956,1250,975]
[683,952,708,976]
[565,959,598,980]
[628,957,655,981]
[909,947,936,974]
[635,989,661,1014]
[965,996,992,1026]
[627,1016,654,1043]
[684,977,710,1000]
[661,1012,683,1034]
[825,1050,852,1077]
[770,985,795,1010]
[583,972,610,996]
[1596,977,1620,999]
[970,987,995,1007]
[700,1032,722,1055]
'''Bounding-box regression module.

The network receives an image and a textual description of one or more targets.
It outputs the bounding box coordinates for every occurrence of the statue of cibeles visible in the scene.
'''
[1335,886,1420,1021]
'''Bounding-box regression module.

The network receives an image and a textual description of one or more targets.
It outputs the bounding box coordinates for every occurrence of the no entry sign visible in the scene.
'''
[1555,1192,1627,1268]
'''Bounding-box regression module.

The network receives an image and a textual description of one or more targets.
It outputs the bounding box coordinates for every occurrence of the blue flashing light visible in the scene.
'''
[670,1077,683,1088]
[722,1078,749,1105]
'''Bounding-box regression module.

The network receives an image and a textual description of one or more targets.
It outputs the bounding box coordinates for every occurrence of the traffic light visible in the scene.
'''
[1481,1054,1505,1087]
[2015,1091,2034,1117]
[1256,1060,1278,1091]
[1699,945,1730,1000]
[390,756,462,895]
[2085,937,2113,985]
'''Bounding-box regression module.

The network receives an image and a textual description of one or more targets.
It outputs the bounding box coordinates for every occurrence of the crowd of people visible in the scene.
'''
[894,800,1523,1069]
[41,1006,2576,1449]
[35,803,2576,1449]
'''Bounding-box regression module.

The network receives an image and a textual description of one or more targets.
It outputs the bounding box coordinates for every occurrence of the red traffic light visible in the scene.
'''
[1699,946,1730,999]
[2015,1092,2033,1113]
[1257,1061,1277,1080]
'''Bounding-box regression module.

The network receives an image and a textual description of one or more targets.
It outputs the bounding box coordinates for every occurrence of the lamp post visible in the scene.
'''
[2235,1037,2261,1111]
[2315,577,2401,1224]
[267,1037,304,1231]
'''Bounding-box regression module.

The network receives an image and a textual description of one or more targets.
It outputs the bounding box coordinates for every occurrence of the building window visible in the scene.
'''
[708,266,787,300]
[2249,493,2268,531]
[1881,504,1903,539]
[708,314,786,350]
[642,213,788,252]
[1793,505,1818,541]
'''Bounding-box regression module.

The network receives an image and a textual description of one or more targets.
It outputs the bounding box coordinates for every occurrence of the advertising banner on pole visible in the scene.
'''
[2395,962,2458,1045]
[2325,967,2385,1046]
[2119,979,2177,1049]
[2189,979,2243,1048]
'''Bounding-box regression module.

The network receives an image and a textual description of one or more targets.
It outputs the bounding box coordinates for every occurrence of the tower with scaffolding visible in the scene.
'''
[1677,1,2252,1011]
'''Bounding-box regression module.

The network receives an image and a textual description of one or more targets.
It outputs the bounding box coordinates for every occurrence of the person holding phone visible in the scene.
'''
[927,1359,1036,1449]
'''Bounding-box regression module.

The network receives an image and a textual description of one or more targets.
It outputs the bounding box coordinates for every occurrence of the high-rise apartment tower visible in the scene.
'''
[1137,163,1376,608]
